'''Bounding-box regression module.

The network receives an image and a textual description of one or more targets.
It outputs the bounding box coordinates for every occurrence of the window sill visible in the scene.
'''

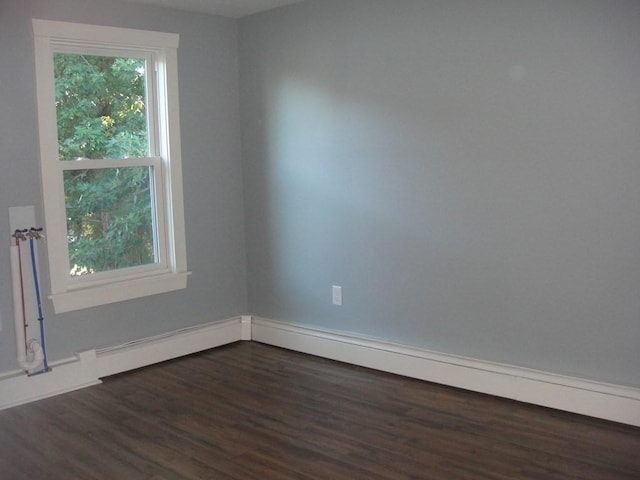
[50,271,191,314]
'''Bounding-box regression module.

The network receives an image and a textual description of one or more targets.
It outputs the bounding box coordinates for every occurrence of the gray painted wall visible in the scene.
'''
[0,0,247,371]
[239,0,640,386]
[1,0,638,390]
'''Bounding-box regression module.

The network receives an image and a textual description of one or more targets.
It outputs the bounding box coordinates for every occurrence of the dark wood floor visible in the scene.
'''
[0,342,638,479]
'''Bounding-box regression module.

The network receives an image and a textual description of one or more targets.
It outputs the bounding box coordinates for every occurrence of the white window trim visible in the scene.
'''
[32,19,189,314]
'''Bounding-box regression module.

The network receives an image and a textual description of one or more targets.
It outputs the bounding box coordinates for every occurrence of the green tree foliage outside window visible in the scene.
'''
[54,53,156,276]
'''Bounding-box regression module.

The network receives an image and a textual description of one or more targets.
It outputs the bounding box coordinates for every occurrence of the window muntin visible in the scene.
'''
[33,20,188,313]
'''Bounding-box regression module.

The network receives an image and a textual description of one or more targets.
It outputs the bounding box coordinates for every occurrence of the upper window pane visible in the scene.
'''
[54,53,149,161]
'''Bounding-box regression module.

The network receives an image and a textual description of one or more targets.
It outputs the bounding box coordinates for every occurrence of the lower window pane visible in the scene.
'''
[64,167,156,276]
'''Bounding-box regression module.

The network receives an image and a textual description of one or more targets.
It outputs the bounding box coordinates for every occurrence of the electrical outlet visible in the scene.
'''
[332,285,342,306]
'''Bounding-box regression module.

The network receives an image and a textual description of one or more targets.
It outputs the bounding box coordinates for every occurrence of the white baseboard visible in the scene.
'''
[0,352,101,411]
[0,316,245,411]
[3,315,639,427]
[93,316,245,378]
[250,317,640,427]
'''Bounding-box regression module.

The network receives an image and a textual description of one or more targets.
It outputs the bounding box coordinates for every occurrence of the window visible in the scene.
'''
[32,20,188,313]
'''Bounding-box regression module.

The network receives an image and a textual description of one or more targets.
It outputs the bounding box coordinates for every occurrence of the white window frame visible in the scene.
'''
[32,19,189,314]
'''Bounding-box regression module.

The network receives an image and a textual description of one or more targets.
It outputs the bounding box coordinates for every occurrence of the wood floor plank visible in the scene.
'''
[0,341,638,479]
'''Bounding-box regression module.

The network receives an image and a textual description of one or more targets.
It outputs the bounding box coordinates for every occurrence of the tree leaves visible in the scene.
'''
[55,53,156,276]
[54,53,148,160]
